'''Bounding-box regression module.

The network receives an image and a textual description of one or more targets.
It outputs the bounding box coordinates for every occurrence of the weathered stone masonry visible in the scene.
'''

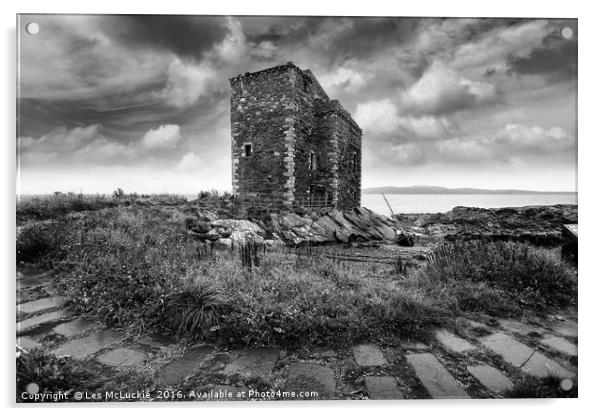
[230,62,362,210]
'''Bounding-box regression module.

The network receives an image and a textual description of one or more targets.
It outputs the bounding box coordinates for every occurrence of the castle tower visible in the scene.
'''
[230,62,362,210]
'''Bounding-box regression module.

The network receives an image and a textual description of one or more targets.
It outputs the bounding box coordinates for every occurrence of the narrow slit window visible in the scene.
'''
[352,153,358,172]
[244,143,252,157]
[309,151,316,171]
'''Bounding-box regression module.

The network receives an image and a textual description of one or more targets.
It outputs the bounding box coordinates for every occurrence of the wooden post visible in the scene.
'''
[382,193,395,217]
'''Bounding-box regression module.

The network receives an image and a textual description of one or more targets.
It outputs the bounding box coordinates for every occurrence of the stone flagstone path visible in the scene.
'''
[16,265,578,400]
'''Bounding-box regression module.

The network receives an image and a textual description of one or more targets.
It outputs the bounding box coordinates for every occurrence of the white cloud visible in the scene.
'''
[20,125,102,153]
[322,67,367,92]
[355,99,453,141]
[355,100,400,134]
[156,59,216,108]
[449,20,550,74]
[141,124,181,149]
[19,16,167,101]
[492,124,573,154]
[401,62,500,115]
[249,41,278,60]
[213,17,247,64]
[176,152,203,172]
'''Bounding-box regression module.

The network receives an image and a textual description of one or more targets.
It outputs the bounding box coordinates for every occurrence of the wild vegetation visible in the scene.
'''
[16,192,577,348]
[17,348,96,402]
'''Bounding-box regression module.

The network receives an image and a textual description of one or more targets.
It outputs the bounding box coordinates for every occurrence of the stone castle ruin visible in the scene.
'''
[230,62,362,210]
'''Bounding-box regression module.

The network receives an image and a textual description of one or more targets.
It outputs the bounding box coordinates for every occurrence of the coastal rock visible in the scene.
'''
[399,204,577,246]
[210,219,265,245]
[212,238,233,250]
[197,210,218,222]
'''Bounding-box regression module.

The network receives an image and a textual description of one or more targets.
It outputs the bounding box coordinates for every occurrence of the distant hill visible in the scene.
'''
[362,186,575,195]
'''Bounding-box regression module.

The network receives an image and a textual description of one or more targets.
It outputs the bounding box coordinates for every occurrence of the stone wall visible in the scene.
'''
[230,63,362,209]
[230,65,296,204]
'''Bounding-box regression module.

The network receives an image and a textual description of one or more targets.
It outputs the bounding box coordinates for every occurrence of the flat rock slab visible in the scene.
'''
[137,333,177,349]
[364,376,404,400]
[467,365,514,394]
[286,363,336,400]
[406,353,469,399]
[540,336,577,356]
[224,347,280,379]
[97,348,147,367]
[434,329,476,353]
[480,332,534,367]
[16,267,51,287]
[310,348,337,359]
[464,319,488,329]
[52,329,122,359]
[554,320,577,338]
[352,344,387,367]
[18,296,65,314]
[522,352,575,379]
[156,345,214,386]
[498,319,544,336]
[17,336,42,351]
[17,310,68,335]
[399,339,428,350]
[53,318,96,338]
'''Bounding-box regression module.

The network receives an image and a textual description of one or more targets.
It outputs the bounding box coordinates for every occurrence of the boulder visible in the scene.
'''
[209,219,265,246]
[197,209,218,222]
[190,221,212,234]
[212,238,233,250]
[210,219,265,235]
[189,232,220,242]
[279,213,313,230]
[314,215,339,241]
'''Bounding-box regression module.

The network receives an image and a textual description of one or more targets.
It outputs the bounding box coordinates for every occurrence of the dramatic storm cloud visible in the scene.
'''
[17,15,577,194]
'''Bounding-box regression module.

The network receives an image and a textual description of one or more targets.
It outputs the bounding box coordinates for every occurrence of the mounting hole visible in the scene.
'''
[25,22,40,35]
[561,27,573,39]
[559,378,573,391]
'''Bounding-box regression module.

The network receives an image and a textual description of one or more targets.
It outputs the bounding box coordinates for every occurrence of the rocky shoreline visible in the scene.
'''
[185,204,577,249]
[397,204,578,247]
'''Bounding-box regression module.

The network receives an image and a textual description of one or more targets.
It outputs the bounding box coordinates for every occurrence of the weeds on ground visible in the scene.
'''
[506,375,577,398]
[17,193,119,224]
[16,204,577,348]
[422,240,577,313]
[17,348,97,402]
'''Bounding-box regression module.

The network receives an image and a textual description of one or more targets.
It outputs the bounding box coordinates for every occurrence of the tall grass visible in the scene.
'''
[422,240,577,310]
[17,192,192,225]
[16,205,577,348]
[17,349,96,402]
[17,193,118,224]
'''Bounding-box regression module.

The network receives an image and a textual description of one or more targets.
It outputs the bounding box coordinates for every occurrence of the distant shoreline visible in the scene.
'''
[362,186,576,195]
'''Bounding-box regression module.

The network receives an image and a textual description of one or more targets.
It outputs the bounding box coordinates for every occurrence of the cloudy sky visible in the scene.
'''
[17,15,577,194]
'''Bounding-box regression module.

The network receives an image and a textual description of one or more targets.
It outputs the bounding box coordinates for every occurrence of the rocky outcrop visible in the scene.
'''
[186,207,403,249]
[396,204,577,246]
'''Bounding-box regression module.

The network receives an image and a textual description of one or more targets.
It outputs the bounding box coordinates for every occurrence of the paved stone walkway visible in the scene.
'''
[16,265,578,401]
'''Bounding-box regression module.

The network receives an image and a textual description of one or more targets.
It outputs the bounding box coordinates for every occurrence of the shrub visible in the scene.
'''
[147,284,228,338]
[17,349,96,402]
[52,209,199,326]
[39,205,576,349]
[423,240,577,311]
[17,221,68,263]
[506,375,577,398]
[17,193,121,224]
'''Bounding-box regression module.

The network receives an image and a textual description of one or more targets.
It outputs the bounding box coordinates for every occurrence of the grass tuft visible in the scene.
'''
[147,284,228,338]
[422,240,577,311]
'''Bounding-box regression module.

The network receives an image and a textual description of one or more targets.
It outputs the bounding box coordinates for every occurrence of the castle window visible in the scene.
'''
[309,151,316,171]
[352,153,358,172]
[243,143,253,157]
